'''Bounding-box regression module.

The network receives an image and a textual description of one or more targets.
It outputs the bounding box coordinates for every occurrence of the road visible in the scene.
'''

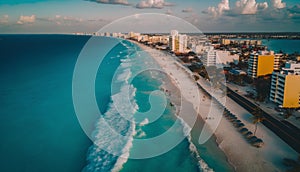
[226,87,300,153]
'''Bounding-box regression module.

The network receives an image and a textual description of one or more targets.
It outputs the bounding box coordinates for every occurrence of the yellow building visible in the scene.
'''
[257,55,275,76]
[283,75,300,108]
[221,39,231,45]
[169,33,187,53]
[248,53,276,78]
[270,64,300,108]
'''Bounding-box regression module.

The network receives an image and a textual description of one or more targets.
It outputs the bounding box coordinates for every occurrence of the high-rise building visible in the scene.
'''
[270,63,300,108]
[178,34,187,53]
[247,52,276,78]
[105,32,111,37]
[216,50,239,65]
[169,30,187,53]
[170,30,179,37]
[274,53,282,71]
[282,62,300,74]
[203,46,217,67]
[221,39,231,45]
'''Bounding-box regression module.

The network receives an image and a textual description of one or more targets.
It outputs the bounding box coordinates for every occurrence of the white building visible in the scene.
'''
[282,62,300,74]
[170,30,179,36]
[169,30,188,53]
[215,50,239,66]
[104,32,111,37]
[178,34,188,53]
[270,63,300,108]
[203,46,217,67]
[202,48,239,68]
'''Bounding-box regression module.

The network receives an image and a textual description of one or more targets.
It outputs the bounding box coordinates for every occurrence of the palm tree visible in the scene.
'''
[284,108,295,119]
[251,108,265,136]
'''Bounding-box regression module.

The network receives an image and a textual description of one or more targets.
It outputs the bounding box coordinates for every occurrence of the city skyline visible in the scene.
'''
[0,0,300,33]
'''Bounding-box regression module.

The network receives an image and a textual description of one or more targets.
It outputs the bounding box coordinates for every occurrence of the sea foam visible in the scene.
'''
[178,117,214,172]
[84,41,138,172]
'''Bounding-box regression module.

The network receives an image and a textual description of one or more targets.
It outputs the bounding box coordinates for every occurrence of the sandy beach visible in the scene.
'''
[136,42,299,172]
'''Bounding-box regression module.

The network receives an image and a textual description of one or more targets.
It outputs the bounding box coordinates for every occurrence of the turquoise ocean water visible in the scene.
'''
[0,35,92,172]
[0,35,233,172]
[262,39,300,54]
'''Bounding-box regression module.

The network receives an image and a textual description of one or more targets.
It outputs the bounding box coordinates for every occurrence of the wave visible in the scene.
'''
[111,121,136,172]
[134,128,147,138]
[178,117,214,172]
[84,45,139,172]
[139,118,149,127]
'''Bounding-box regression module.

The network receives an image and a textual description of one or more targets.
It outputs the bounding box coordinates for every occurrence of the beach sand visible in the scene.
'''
[136,42,298,172]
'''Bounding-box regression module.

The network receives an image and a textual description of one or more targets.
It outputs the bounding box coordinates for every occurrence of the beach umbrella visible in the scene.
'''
[229,115,237,121]
[225,113,232,119]
[236,123,245,129]
[232,114,237,119]
[233,120,241,124]
[223,111,230,117]
[245,131,253,138]
[239,128,248,134]
[253,138,264,148]
[249,136,258,143]
[233,121,241,127]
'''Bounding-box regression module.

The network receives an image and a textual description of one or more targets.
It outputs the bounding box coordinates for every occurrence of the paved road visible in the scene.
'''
[226,87,300,153]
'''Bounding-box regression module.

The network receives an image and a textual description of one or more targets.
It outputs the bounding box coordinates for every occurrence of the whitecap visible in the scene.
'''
[139,118,149,127]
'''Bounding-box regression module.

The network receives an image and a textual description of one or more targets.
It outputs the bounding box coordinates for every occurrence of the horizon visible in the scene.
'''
[0,0,300,33]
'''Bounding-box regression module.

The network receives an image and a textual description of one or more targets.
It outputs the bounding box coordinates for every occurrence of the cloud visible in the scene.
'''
[17,15,36,24]
[286,5,300,20]
[87,0,129,5]
[0,15,9,24]
[182,8,193,13]
[135,0,173,9]
[37,15,84,26]
[204,0,270,17]
[235,0,268,15]
[271,0,286,9]
[184,13,200,25]
[204,0,230,17]
[258,2,268,10]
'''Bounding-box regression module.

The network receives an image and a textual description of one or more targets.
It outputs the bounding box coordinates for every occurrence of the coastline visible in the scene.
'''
[135,41,298,172]
[134,41,234,171]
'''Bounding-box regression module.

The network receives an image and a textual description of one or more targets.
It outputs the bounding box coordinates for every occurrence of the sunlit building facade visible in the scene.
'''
[247,52,277,78]
[270,63,300,108]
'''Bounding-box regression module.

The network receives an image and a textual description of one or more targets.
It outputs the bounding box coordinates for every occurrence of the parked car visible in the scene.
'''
[275,107,284,112]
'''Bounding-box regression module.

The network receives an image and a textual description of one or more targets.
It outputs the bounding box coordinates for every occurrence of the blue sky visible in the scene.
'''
[0,0,299,33]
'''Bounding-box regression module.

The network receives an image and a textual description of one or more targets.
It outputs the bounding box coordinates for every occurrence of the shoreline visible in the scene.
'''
[134,41,298,172]
[134,41,235,171]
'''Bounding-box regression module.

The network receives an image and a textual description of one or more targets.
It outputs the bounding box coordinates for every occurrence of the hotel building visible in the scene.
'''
[202,47,239,68]
[202,46,217,67]
[247,51,280,78]
[169,30,188,53]
[270,62,300,108]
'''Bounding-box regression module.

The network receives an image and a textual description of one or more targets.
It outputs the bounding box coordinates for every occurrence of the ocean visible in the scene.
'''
[0,35,233,172]
[262,39,300,54]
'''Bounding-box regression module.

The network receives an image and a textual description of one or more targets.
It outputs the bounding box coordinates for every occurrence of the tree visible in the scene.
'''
[193,74,200,81]
[284,108,295,119]
[251,108,265,136]
[255,76,271,102]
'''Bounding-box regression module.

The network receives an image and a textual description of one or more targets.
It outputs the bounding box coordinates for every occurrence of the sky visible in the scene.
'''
[0,0,299,33]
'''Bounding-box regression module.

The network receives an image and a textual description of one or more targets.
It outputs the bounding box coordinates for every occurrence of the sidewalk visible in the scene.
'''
[226,82,300,130]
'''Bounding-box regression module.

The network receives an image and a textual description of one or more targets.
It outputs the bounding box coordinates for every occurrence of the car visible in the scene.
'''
[275,107,284,112]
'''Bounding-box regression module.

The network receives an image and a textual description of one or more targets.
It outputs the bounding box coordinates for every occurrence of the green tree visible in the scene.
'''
[255,76,271,102]
[251,108,265,136]
[284,108,295,119]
